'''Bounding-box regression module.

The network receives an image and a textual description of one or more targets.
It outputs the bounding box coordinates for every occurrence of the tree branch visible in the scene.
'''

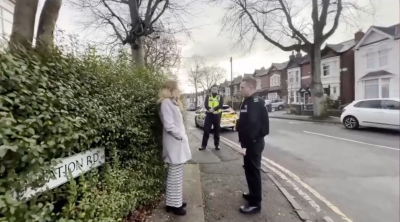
[238,0,307,52]
[277,0,310,45]
[322,0,343,42]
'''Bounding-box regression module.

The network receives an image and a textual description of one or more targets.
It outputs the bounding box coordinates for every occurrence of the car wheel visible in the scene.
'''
[278,105,284,110]
[195,117,199,127]
[343,116,359,129]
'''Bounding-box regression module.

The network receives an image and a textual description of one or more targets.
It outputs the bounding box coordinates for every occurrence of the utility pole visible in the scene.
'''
[230,57,233,108]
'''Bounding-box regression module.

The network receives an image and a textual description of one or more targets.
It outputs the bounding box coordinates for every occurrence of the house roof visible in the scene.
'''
[372,24,400,38]
[230,75,243,85]
[360,70,394,80]
[272,61,289,70]
[326,39,356,53]
[219,80,231,88]
[287,55,308,69]
[355,23,400,49]
[254,67,270,77]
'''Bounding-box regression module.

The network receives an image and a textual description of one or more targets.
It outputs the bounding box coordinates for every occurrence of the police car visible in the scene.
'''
[194,105,237,130]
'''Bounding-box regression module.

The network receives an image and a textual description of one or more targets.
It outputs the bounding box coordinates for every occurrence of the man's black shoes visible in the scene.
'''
[239,205,261,214]
[199,146,206,150]
[215,146,220,150]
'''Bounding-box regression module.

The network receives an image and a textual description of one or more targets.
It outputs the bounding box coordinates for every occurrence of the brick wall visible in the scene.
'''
[260,75,270,89]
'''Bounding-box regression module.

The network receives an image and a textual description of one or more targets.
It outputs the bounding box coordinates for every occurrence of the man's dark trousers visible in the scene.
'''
[243,139,265,206]
[201,113,221,148]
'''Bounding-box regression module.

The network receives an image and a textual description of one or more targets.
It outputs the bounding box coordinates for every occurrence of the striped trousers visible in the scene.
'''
[165,164,184,207]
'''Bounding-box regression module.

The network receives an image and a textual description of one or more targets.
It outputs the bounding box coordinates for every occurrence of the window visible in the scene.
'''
[366,48,375,69]
[333,87,337,94]
[270,75,280,87]
[354,100,381,109]
[381,78,389,98]
[364,79,379,99]
[381,100,399,110]
[0,6,13,37]
[289,91,294,102]
[323,64,330,76]
[295,71,299,82]
[378,45,388,67]
[256,78,261,89]
[364,78,390,99]
[295,92,300,103]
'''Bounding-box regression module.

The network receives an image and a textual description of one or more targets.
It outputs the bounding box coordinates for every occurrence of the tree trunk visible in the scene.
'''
[310,45,325,117]
[36,0,62,50]
[131,37,145,66]
[9,0,39,48]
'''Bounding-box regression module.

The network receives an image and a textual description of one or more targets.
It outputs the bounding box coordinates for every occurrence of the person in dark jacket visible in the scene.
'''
[200,85,224,150]
[237,75,269,214]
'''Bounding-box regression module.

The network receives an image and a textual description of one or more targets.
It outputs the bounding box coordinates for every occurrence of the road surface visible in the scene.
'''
[187,111,399,222]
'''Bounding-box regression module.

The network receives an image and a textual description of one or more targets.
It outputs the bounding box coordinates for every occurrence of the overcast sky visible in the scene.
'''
[38,0,399,93]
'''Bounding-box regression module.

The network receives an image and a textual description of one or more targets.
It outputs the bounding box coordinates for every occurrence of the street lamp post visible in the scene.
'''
[230,57,233,108]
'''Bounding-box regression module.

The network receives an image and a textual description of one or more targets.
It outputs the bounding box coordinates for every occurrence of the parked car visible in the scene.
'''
[186,103,196,111]
[194,105,237,130]
[340,98,399,130]
[270,99,285,110]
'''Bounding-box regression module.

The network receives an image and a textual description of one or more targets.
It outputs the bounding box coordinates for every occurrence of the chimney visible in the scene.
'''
[289,51,295,60]
[295,50,302,58]
[355,29,365,42]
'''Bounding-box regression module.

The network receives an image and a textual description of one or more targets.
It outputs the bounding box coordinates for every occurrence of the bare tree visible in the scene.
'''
[143,30,182,71]
[36,0,63,50]
[219,0,372,116]
[199,65,226,93]
[185,54,206,107]
[9,0,39,48]
[70,0,192,66]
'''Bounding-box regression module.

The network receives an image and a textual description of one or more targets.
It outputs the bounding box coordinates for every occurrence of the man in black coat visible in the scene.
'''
[237,76,269,214]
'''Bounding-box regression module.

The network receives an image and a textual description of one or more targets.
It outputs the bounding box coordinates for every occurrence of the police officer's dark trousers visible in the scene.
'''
[243,139,265,206]
[201,113,221,148]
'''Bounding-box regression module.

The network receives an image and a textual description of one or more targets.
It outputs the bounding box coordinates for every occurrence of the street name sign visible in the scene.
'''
[20,147,105,199]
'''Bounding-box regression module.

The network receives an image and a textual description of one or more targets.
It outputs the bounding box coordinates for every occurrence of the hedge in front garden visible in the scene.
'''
[0,46,166,221]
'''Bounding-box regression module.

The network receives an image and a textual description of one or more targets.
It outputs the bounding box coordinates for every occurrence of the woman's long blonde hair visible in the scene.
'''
[157,79,183,109]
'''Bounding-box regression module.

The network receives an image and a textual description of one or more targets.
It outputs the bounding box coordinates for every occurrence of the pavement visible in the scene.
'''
[151,111,400,222]
[267,110,341,124]
[149,114,306,222]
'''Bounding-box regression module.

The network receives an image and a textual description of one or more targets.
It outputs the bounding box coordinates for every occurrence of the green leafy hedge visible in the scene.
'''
[0,46,166,221]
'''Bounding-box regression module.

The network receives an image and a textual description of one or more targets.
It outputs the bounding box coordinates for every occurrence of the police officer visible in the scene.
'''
[237,76,269,214]
[200,85,224,150]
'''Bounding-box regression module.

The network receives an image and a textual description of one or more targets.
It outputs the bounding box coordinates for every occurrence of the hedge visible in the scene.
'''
[0,46,166,221]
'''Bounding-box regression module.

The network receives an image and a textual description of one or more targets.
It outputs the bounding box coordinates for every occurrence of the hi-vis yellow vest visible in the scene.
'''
[208,95,221,113]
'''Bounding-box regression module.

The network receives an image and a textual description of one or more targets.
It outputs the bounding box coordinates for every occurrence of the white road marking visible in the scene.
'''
[262,161,322,212]
[303,131,399,151]
[220,136,354,222]
[263,157,353,222]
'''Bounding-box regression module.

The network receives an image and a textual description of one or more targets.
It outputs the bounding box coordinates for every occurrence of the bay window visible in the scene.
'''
[364,78,390,99]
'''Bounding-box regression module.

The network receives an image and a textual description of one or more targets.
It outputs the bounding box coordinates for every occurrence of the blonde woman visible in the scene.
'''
[158,80,192,216]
